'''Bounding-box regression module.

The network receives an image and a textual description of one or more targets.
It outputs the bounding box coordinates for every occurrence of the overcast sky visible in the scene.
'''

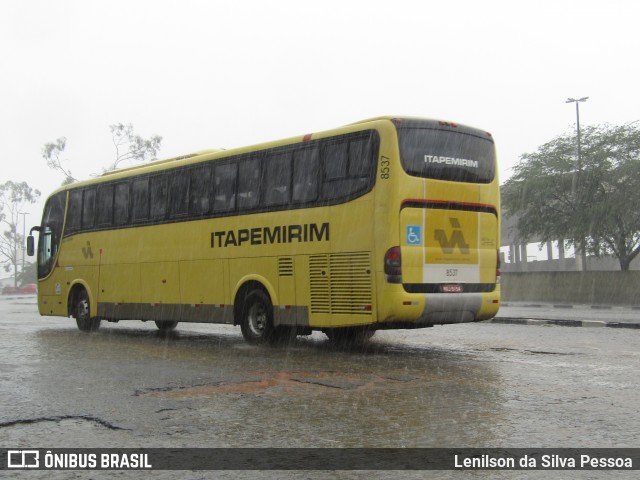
[2,0,639,222]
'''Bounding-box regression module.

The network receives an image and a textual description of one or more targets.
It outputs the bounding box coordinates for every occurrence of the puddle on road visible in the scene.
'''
[135,371,419,398]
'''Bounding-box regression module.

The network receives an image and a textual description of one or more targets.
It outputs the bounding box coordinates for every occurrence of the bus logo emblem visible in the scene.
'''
[435,218,469,254]
[82,241,94,259]
[406,225,422,246]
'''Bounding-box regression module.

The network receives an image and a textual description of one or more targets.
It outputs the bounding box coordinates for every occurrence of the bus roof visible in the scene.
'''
[43,116,490,197]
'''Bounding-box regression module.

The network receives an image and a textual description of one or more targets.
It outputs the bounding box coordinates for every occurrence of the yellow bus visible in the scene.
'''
[28,117,500,344]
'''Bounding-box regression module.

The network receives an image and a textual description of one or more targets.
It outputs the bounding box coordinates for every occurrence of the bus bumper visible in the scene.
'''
[377,281,500,326]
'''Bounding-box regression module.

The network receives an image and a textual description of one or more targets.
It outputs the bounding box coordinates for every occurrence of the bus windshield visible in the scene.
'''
[397,124,495,184]
[37,192,66,279]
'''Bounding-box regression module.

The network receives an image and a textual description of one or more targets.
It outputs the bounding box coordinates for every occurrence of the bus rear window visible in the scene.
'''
[397,127,495,183]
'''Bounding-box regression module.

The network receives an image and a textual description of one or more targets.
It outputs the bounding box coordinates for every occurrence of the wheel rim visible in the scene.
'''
[247,302,267,337]
[77,297,90,321]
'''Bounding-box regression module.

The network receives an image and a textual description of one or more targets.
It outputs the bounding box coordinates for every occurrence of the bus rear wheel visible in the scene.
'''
[73,289,101,333]
[155,321,178,332]
[239,289,276,345]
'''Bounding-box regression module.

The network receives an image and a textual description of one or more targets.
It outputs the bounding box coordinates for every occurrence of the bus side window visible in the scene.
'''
[189,165,211,215]
[213,163,237,212]
[348,136,374,177]
[150,174,168,220]
[263,151,291,207]
[237,158,260,210]
[132,178,149,222]
[323,141,348,180]
[321,140,351,200]
[96,184,114,226]
[114,182,130,225]
[82,188,96,229]
[169,171,189,217]
[321,134,376,201]
[292,147,319,203]
[347,136,375,192]
[66,190,82,233]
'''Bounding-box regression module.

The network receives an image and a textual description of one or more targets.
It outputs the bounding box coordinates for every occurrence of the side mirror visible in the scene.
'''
[26,226,40,257]
[27,235,35,256]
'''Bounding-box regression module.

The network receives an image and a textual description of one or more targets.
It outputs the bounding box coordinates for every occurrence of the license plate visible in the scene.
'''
[440,284,464,293]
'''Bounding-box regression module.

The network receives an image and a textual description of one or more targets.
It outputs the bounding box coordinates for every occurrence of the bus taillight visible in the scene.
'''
[496,250,501,284]
[384,246,402,283]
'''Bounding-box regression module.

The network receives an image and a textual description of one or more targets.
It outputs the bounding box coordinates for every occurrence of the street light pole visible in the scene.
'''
[20,212,29,273]
[566,97,589,170]
[566,97,589,272]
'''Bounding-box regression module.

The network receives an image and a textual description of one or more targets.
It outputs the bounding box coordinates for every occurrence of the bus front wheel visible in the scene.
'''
[239,289,276,345]
[73,289,101,333]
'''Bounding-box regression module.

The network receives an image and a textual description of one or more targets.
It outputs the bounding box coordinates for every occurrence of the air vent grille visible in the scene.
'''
[278,257,294,277]
[309,252,372,315]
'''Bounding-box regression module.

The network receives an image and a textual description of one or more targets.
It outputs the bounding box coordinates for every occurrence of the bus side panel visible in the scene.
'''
[140,261,181,304]
[57,235,100,317]
[179,259,225,305]
[179,259,232,324]
[99,264,141,304]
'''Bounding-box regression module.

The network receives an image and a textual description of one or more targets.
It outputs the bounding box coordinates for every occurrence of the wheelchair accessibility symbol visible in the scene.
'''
[406,225,422,246]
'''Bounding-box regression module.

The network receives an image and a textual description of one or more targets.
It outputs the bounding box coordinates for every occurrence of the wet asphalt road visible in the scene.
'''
[1,295,639,479]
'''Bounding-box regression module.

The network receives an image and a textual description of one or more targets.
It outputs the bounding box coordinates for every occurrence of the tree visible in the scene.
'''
[42,137,75,185]
[42,123,162,184]
[106,123,163,172]
[502,122,640,271]
[0,181,41,286]
[16,261,37,286]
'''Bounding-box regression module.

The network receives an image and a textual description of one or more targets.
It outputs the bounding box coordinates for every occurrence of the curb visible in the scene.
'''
[488,317,640,330]
[501,302,640,311]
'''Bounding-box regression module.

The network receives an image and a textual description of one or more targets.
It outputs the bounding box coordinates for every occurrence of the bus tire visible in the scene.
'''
[239,288,275,345]
[73,288,101,333]
[155,321,178,332]
[324,327,375,346]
